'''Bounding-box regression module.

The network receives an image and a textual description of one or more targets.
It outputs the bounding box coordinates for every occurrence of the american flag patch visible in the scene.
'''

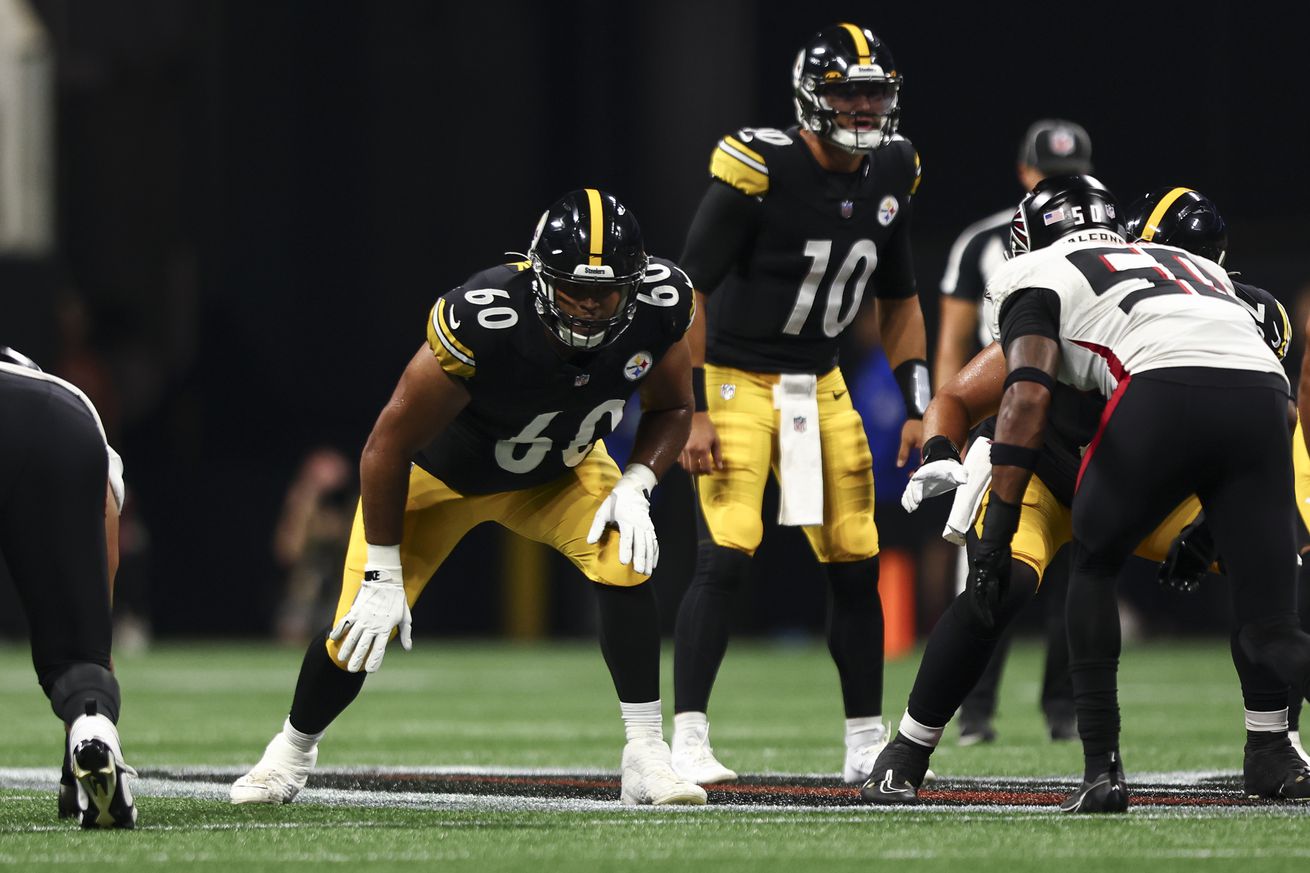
[1042,208,1066,226]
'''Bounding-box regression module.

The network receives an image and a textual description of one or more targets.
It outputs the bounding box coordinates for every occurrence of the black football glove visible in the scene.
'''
[967,543,1012,632]
[1159,513,1218,594]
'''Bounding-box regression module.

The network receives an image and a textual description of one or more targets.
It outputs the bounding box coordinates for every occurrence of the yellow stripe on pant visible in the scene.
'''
[326,441,646,667]
[696,363,877,563]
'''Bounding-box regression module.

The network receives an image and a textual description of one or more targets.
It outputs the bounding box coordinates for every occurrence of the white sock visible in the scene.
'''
[1246,707,1289,733]
[844,715,885,749]
[620,700,664,743]
[674,711,709,741]
[898,711,945,749]
[283,717,324,752]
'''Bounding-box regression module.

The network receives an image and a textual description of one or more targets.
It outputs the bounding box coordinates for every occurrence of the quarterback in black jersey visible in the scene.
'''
[671,23,930,786]
[232,190,708,807]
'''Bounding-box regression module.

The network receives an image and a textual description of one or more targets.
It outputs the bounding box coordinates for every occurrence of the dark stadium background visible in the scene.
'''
[2,1,1306,640]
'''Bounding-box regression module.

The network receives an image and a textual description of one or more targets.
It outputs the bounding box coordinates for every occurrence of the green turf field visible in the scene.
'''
[3,639,1309,871]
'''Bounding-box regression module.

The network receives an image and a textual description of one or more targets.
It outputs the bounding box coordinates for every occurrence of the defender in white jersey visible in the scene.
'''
[972,175,1310,813]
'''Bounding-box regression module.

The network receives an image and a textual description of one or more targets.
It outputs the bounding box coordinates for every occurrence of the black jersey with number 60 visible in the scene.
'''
[418,257,694,495]
[680,125,921,374]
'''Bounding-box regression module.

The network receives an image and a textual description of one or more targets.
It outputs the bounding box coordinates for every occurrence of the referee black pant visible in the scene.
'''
[1068,367,1309,760]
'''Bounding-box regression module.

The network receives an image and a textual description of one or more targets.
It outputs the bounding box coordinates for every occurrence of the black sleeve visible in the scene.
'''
[947,231,990,303]
[872,198,917,299]
[679,180,762,295]
[998,287,1061,350]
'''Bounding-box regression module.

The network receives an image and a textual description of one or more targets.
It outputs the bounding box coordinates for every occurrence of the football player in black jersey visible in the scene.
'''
[232,190,707,807]
[671,23,929,785]
[0,348,137,828]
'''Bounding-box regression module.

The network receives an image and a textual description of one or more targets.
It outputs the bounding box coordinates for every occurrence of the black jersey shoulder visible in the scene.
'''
[707,126,802,198]
[628,255,697,344]
[871,134,923,200]
[427,261,535,380]
[1232,278,1291,361]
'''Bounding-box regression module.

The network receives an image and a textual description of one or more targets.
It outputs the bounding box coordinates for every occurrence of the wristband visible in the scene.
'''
[365,543,403,572]
[620,463,658,497]
[893,359,931,419]
[921,435,961,465]
[692,366,708,412]
[979,495,1022,548]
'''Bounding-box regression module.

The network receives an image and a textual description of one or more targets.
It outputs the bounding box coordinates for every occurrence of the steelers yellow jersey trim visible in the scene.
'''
[585,188,604,266]
[710,135,769,197]
[427,300,476,378]
[839,23,872,63]
[910,150,923,196]
[1140,187,1194,242]
[687,291,697,332]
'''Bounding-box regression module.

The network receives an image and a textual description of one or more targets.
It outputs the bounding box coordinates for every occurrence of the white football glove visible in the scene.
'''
[329,548,412,673]
[901,458,969,513]
[587,464,659,575]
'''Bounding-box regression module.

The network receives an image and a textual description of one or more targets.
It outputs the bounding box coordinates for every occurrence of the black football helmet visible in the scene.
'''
[793,23,902,153]
[1010,174,1123,257]
[527,189,648,350]
[0,346,41,371]
[1124,187,1228,266]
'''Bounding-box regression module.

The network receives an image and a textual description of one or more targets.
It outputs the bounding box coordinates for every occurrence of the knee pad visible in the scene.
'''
[45,662,121,726]
[691,543,752,594]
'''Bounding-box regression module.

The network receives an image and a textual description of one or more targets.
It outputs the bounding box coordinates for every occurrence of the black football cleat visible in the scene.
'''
[859,735,932,805]
[1059,753,1129,813]
[1244,735,1310,800]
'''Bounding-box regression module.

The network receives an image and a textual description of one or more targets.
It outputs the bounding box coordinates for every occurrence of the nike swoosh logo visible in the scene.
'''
[448,306,461,329]
[834,391,847,400]
[877,771,913,794]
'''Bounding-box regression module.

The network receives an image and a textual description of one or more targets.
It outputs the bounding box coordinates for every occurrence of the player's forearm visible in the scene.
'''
[990,382,1050,504]
[877,296,928,369]
[628,406,693,481]
[359,437,412,546]
[921,391,971,451]
[932,341,969,395]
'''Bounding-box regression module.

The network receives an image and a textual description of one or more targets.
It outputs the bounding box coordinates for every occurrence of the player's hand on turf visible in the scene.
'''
[901,459,968,513]
[896,418,925,468]
[967,545,1011,632]
[588,467,659,575]
[678,412,723,475]
[1159,514,1217,594]
[329,563,412,673]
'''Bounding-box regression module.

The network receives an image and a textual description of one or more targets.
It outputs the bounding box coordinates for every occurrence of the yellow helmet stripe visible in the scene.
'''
[585,187,604,266]
[840,23,872,64]
[1141,187,1195,241]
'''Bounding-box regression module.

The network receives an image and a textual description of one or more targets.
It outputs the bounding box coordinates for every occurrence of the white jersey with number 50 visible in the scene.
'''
[984,233,1286,396]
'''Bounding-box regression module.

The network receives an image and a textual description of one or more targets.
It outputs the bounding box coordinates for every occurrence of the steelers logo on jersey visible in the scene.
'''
[878,195,899,226]
[623,351,654,381]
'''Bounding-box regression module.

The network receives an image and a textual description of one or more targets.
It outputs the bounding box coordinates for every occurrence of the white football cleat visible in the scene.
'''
[671,721,738,784]
[68,703,138,829]
[620,739,708,806]
[1290,731,1310,767]
[842,721,889,784]
[230,731,318,804]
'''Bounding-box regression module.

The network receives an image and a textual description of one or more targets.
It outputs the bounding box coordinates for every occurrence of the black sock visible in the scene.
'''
[907,562,1038,727]
[595,582,661,703]
[288,629,367,735]
[1083,749,1119,781]
[673,543,751,712]
[825,557,882,718]
[1069,658,1120,760]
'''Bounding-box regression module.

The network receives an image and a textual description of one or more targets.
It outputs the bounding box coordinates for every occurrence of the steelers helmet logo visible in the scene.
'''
[623,351,653,381]
[878,195,900,226]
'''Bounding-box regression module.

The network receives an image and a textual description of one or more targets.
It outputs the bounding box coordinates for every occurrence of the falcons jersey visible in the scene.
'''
[419,257,695,494]
[681,125,921,373]
[986,234,1287,395]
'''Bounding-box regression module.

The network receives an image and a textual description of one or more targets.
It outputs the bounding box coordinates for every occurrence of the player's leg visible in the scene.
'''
[1289,418,1310,761]
[1038,545,1076,740]
[672,365,774,782]
[0,382,134,828]
[232,465,479,804]
[802,370,886,781]
[862,477,1065,804]
[1064,377,1198,813]
[515,445,705,805]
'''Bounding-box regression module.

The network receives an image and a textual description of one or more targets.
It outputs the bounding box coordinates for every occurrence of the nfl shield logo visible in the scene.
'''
[793,415,807,433]
[574,374,590,387]
[721,384,736,400]
[840,200,854,219]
